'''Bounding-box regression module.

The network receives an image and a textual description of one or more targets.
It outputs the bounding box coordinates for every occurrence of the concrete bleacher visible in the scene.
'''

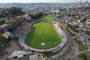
[15,20,31,38]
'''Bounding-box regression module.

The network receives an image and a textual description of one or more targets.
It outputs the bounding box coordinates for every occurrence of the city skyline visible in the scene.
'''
[0,0,89,3]
[0,1,90,60]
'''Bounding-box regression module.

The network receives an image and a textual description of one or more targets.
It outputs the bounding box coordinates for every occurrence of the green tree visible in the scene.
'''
[6,6,24,15]
[31,12,43,19]
[0,33,5,44]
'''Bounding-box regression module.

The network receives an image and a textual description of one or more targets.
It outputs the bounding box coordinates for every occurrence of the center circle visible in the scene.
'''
[41,42,45,46]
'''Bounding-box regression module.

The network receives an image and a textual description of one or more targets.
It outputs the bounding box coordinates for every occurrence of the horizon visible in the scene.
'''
[0,0,89,3]
[0,2,89,4]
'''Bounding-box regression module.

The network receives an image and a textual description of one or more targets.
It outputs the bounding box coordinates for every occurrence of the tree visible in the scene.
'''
[0,33,5,45]
[68,58,70,60]
[31,12,43,19]
[82,18,87,22]
[6,6,24,15]
[0,20,5,25]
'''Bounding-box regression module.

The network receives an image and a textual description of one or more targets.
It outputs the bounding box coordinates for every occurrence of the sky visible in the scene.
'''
[0,0,89,3]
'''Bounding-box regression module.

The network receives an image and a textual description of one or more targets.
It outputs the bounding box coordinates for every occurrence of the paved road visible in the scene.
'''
[78,27,90,60]
[45,22,68,60]
[46,20,79,60]
[57,19,79,60]
[45,19,77,60]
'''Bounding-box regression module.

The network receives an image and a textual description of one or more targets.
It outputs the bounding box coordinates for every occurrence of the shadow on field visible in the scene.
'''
[27,26,36,42]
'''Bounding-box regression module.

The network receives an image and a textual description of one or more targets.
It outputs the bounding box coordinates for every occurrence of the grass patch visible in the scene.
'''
[75,39,87,59]
[25,22,60,49]
[39,15,55,21]
[79,53,88,60]
[76,40,86,52]
[62,22,87,60]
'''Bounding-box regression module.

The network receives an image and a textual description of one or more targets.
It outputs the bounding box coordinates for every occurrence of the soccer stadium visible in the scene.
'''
[0,1,90,60]
[14,15,66,53]
[25,22,60,49]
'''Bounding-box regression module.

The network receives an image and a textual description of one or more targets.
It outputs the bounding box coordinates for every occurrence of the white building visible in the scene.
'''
[8,50,48,60]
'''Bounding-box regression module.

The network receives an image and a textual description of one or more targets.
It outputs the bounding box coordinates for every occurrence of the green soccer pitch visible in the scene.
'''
[39,15,55,21]
[25,22,61,49]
